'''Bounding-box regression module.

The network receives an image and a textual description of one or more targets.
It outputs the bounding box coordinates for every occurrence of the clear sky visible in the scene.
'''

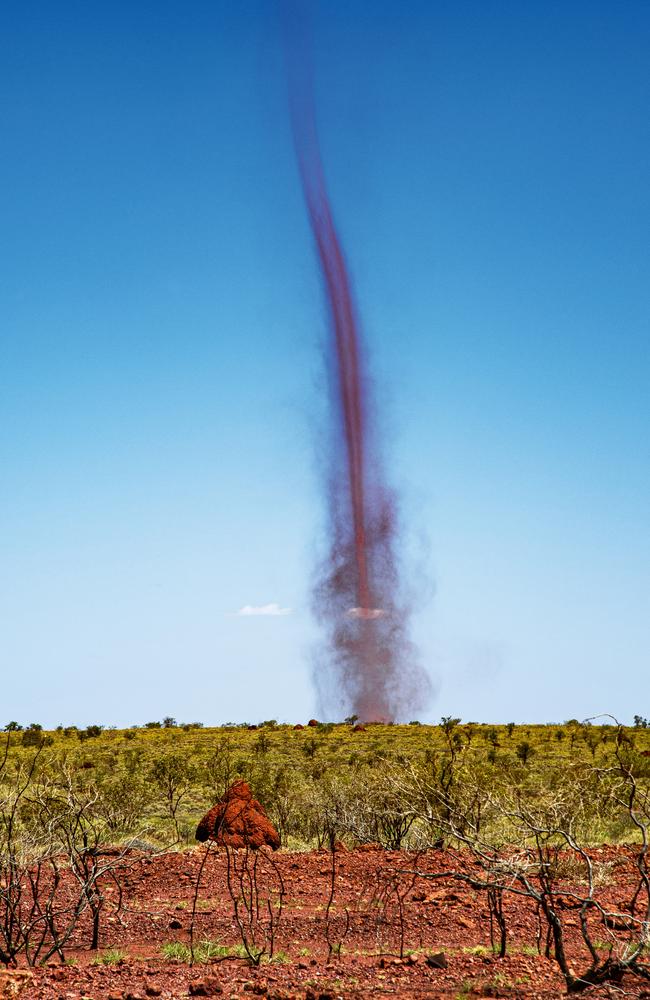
[1,1,648,727]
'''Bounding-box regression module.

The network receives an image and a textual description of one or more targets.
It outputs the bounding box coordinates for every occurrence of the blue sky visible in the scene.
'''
[1,1,648,727]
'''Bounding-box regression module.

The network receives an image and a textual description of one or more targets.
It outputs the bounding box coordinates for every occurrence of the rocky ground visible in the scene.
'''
[2,846,649,999]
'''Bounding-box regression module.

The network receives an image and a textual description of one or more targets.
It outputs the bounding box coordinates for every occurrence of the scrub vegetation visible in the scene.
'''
[2,717,649,849]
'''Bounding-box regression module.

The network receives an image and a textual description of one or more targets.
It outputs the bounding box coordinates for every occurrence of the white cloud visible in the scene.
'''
[233,603,292,617]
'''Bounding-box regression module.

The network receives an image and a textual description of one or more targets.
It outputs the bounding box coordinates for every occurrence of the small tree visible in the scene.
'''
[21,728,45,748]
[515,740,534,764]
[78,725,103,741]
[224,843,284,965]
[150,753,196,841]
[31,766,147,952]
[440,716,461,735]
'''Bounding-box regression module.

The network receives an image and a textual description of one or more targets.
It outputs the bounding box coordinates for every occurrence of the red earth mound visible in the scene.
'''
[195,779,280,850]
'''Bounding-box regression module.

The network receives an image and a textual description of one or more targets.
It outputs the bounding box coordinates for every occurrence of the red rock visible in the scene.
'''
[555,894,581,909]
[189,978,223,996]
[195,780,280,850]
[293,724,304,730]
[307,719,319,727]
[353,724,366,732]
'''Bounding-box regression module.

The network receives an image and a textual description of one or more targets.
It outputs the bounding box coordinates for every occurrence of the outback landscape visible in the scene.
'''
[3,2,648,999]
[2,718,650,999]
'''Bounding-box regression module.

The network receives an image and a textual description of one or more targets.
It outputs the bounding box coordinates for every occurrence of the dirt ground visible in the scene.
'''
[3,846,649,999]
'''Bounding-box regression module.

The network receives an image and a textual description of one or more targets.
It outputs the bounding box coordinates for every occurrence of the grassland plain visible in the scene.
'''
[3,718,650,849]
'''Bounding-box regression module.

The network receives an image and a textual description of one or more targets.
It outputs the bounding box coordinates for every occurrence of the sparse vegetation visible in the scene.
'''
[0,719,648,850]
[161,939,246,962]
[91,949,126,965]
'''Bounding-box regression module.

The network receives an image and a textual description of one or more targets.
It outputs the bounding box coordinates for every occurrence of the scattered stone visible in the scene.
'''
[0,970,34,997]
[554,894,582,909]
[425,889,469,905]
[195,780,281,850]
[605,914,635,931]
[188,978,224,996]
[425,951,448,969]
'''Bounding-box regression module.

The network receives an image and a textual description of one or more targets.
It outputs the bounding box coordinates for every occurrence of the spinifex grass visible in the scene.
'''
[160,940,247,963]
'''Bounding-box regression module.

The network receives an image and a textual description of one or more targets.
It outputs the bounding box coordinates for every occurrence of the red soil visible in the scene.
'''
[9,844,648,999]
